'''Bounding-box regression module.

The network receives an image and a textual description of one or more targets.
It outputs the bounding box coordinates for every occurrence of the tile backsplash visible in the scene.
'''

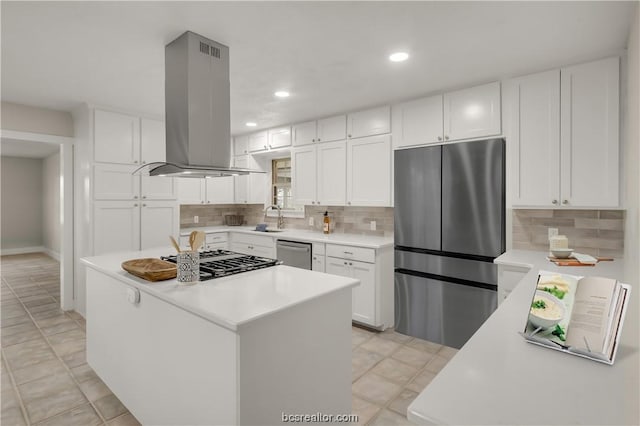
[181,204,394,237]
[512,209,624,257]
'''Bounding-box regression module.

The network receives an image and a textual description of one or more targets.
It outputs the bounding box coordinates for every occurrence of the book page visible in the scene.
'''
[565,276,617,353]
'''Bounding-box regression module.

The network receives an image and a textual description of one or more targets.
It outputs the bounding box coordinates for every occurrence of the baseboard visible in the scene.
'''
[43,248,61,261]
[1,246,46,256]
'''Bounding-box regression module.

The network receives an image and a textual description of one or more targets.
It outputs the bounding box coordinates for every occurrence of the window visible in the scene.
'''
[272,158,295,210]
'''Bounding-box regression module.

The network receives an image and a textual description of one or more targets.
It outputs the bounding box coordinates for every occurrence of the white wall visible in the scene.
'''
[624,4,639,286]
[43,152,61,258]
[1,156,44,250]
[1,101,74,137]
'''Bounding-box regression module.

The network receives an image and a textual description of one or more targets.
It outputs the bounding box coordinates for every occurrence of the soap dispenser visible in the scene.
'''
[323,211,330,234]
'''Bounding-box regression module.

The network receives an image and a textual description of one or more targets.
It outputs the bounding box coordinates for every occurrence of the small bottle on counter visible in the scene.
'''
[323,211,330,234]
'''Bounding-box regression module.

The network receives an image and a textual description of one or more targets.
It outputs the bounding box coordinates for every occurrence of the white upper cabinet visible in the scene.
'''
[140,201,180,250]
[560,57,619,207]
[347,106,391,139]
[317,115,347,143]
[248,173,267,205]
[248,131,268,153]
[291,145,318,206]
[93,164,139,200]
[443,82,501,141]
[392,95,444,148]
[346,135,392,206]
[141,176,177,200]
[234,175,249,204]
[140,118,165,164]
[176,178,205,204]
[268,126,292,149]
[503,69,561,207]
[292,115,346,146]
[234,135,249,156]
[317,141,346,206]
[94,110,140,164]
[205,176,235,204]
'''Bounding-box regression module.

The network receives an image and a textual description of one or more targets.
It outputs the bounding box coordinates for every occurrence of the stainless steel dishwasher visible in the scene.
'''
[276,240,312,270]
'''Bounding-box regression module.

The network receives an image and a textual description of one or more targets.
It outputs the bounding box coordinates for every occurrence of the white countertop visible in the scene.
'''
[408,250,639,425]
[179,226,394,249]
[81,247,359,332]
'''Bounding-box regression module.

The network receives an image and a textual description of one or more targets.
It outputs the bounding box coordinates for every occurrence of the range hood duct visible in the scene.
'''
[139,31,260,177]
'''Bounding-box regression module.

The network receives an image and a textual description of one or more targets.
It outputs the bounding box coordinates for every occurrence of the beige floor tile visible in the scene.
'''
[17,372,78,404]
[1,371,13,392]
[12,359,67,386]
[405,369,437,393]
[61,350,86,368]
[3,338,57,370]
[78,376,112,401]
[51,338,86,357]
[352,347,385,382]
[46,329,85,345]
[391,346,434,369]
[352,331,372,347]
[360,336,401,357]
[377,330,414,344]
[35,314,73,329]
[1,406,27,426]
[70,364,99,383]
[24,386,87,424]
[1,321,38,337]
[388,389,419,416]
[368,408,413,426]
[94,393,128,420]
[424,354,449,374]
[371,358,418,385]
[2,388,20,411]
[351,396,380,426]
[1,314,33,328]
[29,304,63,316]
[352,372,402,406]
[41,319,80,336]
[34,403,102,426]
[407,338,442,354]
[24,297,57,309]
[108,412,142,426]
[1,328,42,347]
[1,304,26,319]
[437,346,459,360]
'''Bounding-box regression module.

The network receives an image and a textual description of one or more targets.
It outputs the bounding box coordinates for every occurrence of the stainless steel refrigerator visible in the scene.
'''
[394,139,505,349]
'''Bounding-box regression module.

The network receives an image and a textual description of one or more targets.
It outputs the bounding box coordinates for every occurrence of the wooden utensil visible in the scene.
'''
[169,236,181,253]
[189,231,197,251]
[192,231,205,251]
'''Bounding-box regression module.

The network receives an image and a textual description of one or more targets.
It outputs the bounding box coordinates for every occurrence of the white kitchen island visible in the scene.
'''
[408,250,639,425]
[81,247,359,426]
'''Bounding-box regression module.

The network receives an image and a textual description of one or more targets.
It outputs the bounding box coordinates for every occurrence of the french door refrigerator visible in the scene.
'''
[394,139,505,349]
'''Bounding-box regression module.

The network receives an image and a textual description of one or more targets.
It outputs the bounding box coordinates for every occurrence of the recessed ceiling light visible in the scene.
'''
[245,122,257,127]
[274,91,290,98]
[389,52,409,62]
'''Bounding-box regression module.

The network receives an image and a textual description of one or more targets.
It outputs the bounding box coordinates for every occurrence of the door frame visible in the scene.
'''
[1,129,75,310]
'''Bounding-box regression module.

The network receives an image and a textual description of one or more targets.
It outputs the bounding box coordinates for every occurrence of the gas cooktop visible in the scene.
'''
[161,249,281,281]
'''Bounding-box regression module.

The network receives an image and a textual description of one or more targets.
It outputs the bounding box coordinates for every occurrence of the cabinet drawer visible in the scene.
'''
[206,233,228,244]
[312,243,325,256]
[230,233,275,248]
[326,244,375,263]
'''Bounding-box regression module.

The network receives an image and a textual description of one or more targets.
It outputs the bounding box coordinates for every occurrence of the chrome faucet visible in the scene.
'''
[264,205,284,229]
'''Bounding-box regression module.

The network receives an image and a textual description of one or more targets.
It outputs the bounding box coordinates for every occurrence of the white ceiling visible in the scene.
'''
[1,1,635,135]
[1,138,60,159]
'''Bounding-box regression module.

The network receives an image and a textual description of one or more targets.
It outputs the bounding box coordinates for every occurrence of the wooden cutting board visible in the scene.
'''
[547,256,614,267]
[122,258,177,281]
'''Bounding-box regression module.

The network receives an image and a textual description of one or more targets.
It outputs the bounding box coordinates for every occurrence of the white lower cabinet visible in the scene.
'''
[325,244,393,329]
[312,243,326,273]
[230,233,275,258]
[497,264,531,304]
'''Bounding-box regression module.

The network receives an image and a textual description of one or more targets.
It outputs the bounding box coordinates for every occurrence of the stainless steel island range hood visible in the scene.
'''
[139,31,258,178]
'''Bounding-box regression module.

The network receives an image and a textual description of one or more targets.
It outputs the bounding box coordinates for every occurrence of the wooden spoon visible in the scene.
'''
[169,236,181,253]
[192,231,206,251]
[189,231,197,251]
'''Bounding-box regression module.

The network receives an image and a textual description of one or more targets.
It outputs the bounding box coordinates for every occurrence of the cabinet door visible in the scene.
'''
[268,127,292,149]
[292,121,317,146]
[560,57,619,207]
[317,141,346,206]
[248,173,267,205]
[93,201,140,254]
[94,110,140,164]
[503,70,561,207]
[444,82,501,141]
[291,146,317,206]
[140,118,165,164]
[140,201,179,250]
[176,178,205,204]
[234,135,249,156]
[248,131,268,153]
[350,260,376,326]
[392,95,444,148]
[325,257,350,277]
[234,175,249,204]
[93,164,139,200]
[205,176,235,204]
[317,115,346,143]
[347,106,391,139]
[141,176,177,200]
[347,135,391,206]
[312,254,325,273]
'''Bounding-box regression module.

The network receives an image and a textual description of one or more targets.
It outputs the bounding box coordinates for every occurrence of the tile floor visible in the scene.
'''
[1,253,458,426]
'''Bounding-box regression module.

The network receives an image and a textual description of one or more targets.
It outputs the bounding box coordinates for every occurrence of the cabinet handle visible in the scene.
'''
[562,200,569,205]
[317,138,321,142]
[134,160,138,164]
[201,201,204,204]
[343,251,353,255]
[134,195,139,199]
[317,201,321,204]
[207,201,211,204]
[444,136,449,140]
[142,160,146,164]
[142,203,147,207]
[134,203,138,207]
[313,256,317,260]
[142,195,147,199]
[343,261,347,265]
[437,136,442,141]
[312,138,316,142]
[347,201,351,205]
[349,262,353,266]
[348,134,352,138]
[264,145,267,149]
[552,199,558,205]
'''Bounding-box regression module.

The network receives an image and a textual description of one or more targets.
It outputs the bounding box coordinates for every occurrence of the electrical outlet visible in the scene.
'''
[548,227,558,239]
[309,217,314,226]
[194,216,199,224]
[370,220,376,231]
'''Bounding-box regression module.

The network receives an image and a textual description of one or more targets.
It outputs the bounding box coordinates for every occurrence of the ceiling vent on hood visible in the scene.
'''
[136,31,261,178]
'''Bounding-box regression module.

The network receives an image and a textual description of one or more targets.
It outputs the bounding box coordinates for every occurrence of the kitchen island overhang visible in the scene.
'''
[82,248,359,425]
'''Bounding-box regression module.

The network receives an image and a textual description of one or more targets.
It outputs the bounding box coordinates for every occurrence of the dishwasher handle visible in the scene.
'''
[276,242,311,252]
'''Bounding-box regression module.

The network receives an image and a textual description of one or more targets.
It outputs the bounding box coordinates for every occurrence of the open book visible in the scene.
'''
[521,271,630,365]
